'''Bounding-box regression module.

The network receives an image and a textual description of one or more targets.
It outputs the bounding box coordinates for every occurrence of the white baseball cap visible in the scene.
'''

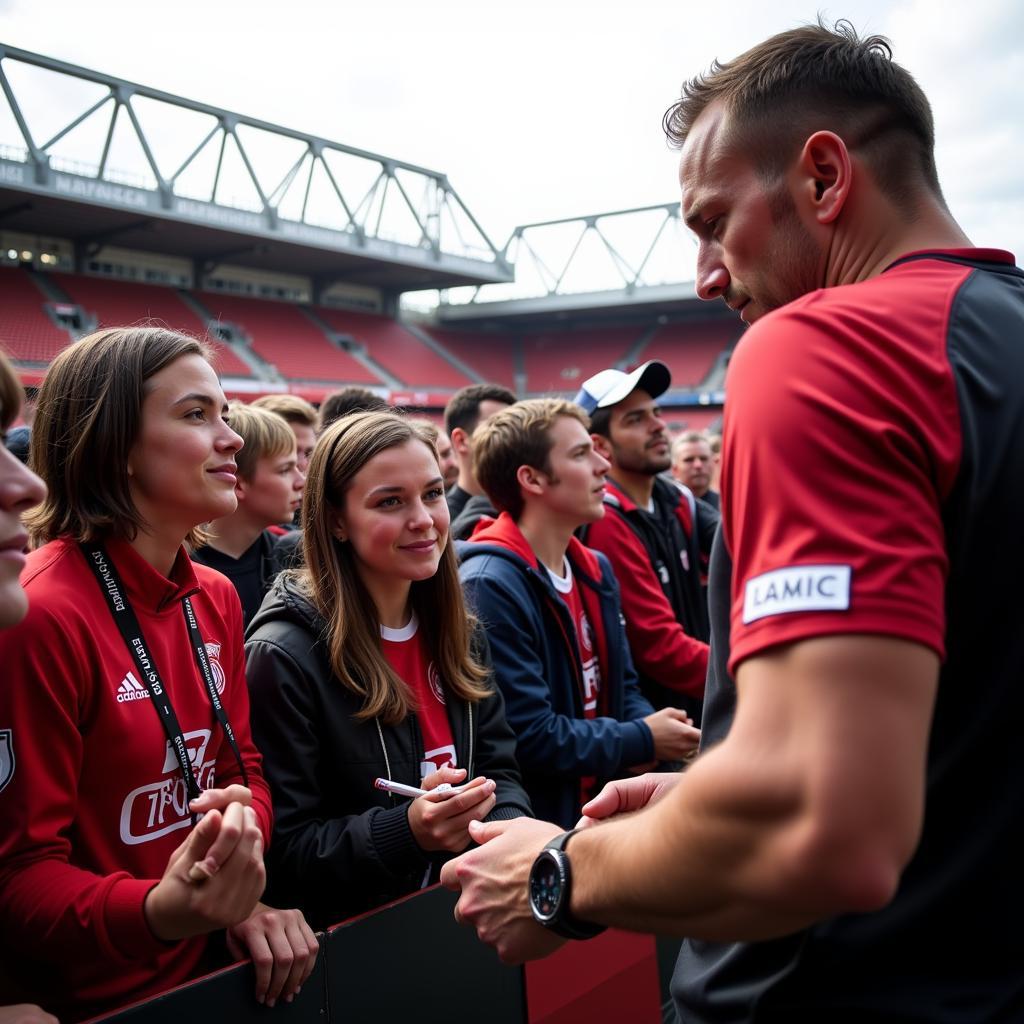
[573,360,671,416]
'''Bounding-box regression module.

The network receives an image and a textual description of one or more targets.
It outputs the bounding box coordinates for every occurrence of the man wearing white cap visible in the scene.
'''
[575,361,716,716]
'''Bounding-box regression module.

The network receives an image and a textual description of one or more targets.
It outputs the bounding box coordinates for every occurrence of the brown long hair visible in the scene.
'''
[299,410,490,723]
[26,326,212,548]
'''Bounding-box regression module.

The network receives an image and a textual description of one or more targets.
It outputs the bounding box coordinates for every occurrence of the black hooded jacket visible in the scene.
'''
[244,575,532,929]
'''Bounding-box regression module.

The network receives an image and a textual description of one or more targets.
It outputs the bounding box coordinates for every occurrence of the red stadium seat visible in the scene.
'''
[0,267,72,363]
[638,320,737,389]
[522,325,643,394]
[53,274,254,378]
[422,328,517,389]
[198,293,381,384]
[317,308,472,389]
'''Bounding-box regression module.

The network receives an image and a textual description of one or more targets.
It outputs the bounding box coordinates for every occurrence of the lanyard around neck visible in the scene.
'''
[80,543,248,804]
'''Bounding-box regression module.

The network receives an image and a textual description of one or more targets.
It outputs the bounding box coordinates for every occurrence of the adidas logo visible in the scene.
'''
[116,671,150,704]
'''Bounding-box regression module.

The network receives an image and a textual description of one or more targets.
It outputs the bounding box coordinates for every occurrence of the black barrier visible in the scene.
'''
[91,886,526,1024]
[655,936,683,1023]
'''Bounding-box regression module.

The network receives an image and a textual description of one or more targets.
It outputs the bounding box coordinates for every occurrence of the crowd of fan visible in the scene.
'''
[0,331,716,1023]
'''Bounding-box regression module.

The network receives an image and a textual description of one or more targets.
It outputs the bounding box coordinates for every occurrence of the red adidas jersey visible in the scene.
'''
[381,615,456,780]
[0,536,272,1021]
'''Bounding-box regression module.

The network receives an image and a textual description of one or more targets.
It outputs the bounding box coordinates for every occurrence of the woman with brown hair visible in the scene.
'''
[0,328,316,1022]
[245,410,530,928]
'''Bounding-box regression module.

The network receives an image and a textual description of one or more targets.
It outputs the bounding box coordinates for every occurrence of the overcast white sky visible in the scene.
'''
[1,0,1021,288]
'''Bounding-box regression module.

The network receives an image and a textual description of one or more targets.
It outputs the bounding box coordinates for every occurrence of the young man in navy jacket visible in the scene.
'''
[457,398,699,829]
[577,361,717,719]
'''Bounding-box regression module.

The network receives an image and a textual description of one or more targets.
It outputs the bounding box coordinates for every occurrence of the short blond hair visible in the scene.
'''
[226,401,296,480]
[473,399,588,520]
[251,393,319,429]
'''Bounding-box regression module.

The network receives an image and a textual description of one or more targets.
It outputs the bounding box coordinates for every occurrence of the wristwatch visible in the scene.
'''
[528,830,606,940]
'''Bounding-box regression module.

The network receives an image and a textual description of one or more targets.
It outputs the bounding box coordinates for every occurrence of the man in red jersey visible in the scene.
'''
[576,362,714,718]
[442,20,1024,1022]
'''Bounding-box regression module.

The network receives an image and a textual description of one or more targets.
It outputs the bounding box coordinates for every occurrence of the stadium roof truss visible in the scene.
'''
[435,202,702,323]
[0,44,512,289]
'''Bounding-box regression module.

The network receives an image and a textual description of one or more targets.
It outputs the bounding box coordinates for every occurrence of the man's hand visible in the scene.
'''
[440,817,566,964]
[408,766,497,854]
[227,902,319,1008]
[576,772,682,829]
[642,707,701,761]
[0,1006,59,1024]
[144,803,266,941]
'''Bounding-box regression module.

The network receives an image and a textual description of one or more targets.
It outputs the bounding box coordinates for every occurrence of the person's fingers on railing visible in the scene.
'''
[297,919,320,988]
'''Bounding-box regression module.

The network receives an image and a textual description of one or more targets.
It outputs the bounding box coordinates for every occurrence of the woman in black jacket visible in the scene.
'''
[245,411,530,928]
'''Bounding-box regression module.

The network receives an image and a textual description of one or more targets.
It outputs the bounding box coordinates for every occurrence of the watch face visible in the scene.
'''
[530,852,563,922]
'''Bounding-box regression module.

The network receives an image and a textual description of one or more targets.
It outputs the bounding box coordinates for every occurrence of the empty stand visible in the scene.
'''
[0,267,71,363]
[664,408,722,433]
[200,294,380,384]
[53,273,254,378]
[639,320,737,389]
[423,328,517,389]
[318,309,471,389]
[522,325,642,394]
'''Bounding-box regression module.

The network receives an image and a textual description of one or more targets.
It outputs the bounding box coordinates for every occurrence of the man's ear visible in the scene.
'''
[516,463,546,500]
[591,433,612,460]
[450,426,471,457]
[796,130,852,225]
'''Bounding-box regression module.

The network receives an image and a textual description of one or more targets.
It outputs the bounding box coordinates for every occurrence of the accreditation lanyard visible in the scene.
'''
[80,543,248,804]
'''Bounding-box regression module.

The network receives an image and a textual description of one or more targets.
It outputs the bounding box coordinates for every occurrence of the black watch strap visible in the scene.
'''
[534,830,606,940]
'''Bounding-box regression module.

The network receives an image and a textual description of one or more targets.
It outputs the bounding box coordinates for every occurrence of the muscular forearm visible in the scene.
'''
[569,735,906,940]
[567,743,821,939]
[567,638,937,940]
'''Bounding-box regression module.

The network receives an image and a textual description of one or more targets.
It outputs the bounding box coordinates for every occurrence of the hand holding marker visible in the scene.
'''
[374,778,470,799]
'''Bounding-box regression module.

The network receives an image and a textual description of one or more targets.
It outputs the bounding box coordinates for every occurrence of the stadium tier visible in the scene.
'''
[1,270,735,409]
[316,308,472,389]
[50,274,255,379]
[198,292,381,384]
[423,328,517,389]
[638,319,737,388]
[0,267,71,364]
[521,324,644,394]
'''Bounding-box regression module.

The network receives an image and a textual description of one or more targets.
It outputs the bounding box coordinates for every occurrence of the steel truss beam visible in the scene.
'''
[0,43,511,280]
[445,202,695,308]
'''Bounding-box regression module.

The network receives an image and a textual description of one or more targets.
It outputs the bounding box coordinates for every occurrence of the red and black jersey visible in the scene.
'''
[582,477,712,709]
[675,250,1024,1021]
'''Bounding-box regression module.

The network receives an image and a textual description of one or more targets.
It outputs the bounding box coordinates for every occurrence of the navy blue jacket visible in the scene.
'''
[458,513,654,828]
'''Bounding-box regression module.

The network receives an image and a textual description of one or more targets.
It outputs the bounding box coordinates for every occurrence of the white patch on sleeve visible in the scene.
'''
[742,565,852,624]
